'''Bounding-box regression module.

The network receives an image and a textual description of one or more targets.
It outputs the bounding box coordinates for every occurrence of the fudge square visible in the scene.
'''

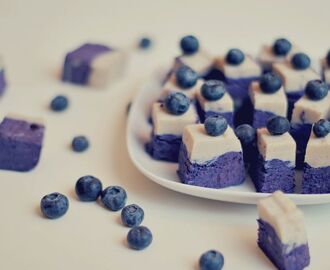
[178,123,245,188]
[257,191,310,270]
[62,43,127,88]
[0,117,45,172]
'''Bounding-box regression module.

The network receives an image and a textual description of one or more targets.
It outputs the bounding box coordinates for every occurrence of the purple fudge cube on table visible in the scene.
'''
[0,117,45,172]
[257,191,310,270]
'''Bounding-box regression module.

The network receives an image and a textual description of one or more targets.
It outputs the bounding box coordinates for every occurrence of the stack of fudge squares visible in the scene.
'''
[147,35,330,194]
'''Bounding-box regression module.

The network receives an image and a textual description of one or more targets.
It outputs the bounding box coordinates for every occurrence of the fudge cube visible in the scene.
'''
[178,124,245,188]
[0,117,45,172]
[62,43,127,88]
[257,191,310,270]
[0,57,7,96]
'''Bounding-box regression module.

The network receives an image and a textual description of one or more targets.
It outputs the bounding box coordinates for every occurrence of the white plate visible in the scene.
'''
[126,72,330,205]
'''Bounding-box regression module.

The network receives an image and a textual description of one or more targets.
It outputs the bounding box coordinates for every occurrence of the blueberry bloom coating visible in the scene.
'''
[180,35,199,55]
[75,175,103,202]
[50,95,69,112]
[199,250,224,270]
[259,72,282,94]
[72,136,89,152]
[225,48,245,65]
[40,192,69,219]
[175,66,198,89]
[201,80,226,101]
[235,124,256,145]
[291,53,311,70]
[204,116,228,137]
[313,119,330,138]
[101,186,127,211]
[272,38,292,56]
[164,92,190,115]
[305,80,328,101]
[127,226,153,250]
[139,37,152,49]
[266,116,290,135]
[121,204,144,227]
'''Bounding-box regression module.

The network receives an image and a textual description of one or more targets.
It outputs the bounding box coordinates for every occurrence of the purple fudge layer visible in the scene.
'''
[202,67,226,81]
[62,43,111,85]
[0,70,6,96]
[146,133,181,162]
[287,90,305,121]
[251,154,295,193]
[252,110,277,129]
[290,123,312,170]
[0,118,45,172]
[178,144,245,188]
[258,219,310,270]
[302,163,330,194]
[226,76,259,101]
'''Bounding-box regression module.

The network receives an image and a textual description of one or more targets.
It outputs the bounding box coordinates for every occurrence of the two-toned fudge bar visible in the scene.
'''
[321,50,330,87]
[302,119,330,194]
[257,191,310,270]
[273,52,320,119]
[249,73,288,128]
[0,116,45,172]
[0,57,7,96]
[290,80,330,169]
[62,43,127,88]
[146,93,198,162]
[178,116,245,188]
[195,80,234,126]
[251,116,296,193]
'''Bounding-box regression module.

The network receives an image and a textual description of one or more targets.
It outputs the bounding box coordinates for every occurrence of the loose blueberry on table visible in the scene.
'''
[272,38,292,56]
[121,204,144,227]
[164,92,190,115]
[127,226,153,250]
[138,37,152,49]
[259,72,282,94]
[291,52,311,70]
[225,48,245,65]
[101,186,127,211]
[305,79,328,101]
[50,95,69,112]
[266,116,290,136]
[199,250,224,270]
[201,80,226,101]
[40,192,69,219]
[204,115,228,137]
[175,65,198,89]
[313,119,330,138]
[180,35,199,55]
[72,136,89,152]
[75,175,103,202]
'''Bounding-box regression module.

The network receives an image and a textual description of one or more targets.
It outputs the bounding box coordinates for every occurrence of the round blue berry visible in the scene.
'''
[201,80,226,101]
[180,35,199,55]
[75,175,102,202]
[266,116,290,136]
[121,204,144,227]
[225,48,245,65]
[235,124,256,145]
[259,72,282,93]
[204,116,228,137]
[164,92,190,115]
[199,250,224,270]
[139,37,152,49]
[305,80,328,101]
[72,136,89,152]
[50,95,69,112]
[272,38,292,56]
[40,192,69,219]
[291,53,311,70]
[313,119,330,138]
[175,66,198,89]
[101,186,127,211]
[327,50,330,66]
[127,226,153,250]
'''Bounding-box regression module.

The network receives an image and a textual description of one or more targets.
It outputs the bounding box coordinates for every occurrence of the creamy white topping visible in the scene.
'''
[182,124,241,163]
[151,103,197,136]
[273,62,320,93]
[88,50,128,88]
[214,55,261,79]
[305,131,330,168]
[257,44,299,65]
[249,81,287,117]
[257,128,296,163]
[258,191,308,253]
[291,95,330,124]
[196,86,233,113]
[177,50,214,75]
[322,59,330,84]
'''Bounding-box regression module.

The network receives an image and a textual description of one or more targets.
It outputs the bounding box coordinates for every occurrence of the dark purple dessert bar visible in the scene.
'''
[302,163,330,194]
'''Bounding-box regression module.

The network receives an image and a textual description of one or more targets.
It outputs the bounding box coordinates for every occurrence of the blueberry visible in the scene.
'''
[175,66,198,89]
[313,119,330,138]
[235,124,256,145]
[139,37,152,49]
[291,53,311,70]
[164,92,190,115]
[272,38,292,56]
[121,204,144,227]
[204,116,228,137]
[259,72,282,93]
[50,95,69,112]
[266,116,290,136]
[201,80,226,101]
[225,48,245,65]
[180,35,199,55]
[72,136,89,152]
[327,50,330,66]
[101,186,127,211]
[305,80,328,101]
[40,192,69,219]
[75,175,102,202]
[199,250,224,270]
[127,226,153,250]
